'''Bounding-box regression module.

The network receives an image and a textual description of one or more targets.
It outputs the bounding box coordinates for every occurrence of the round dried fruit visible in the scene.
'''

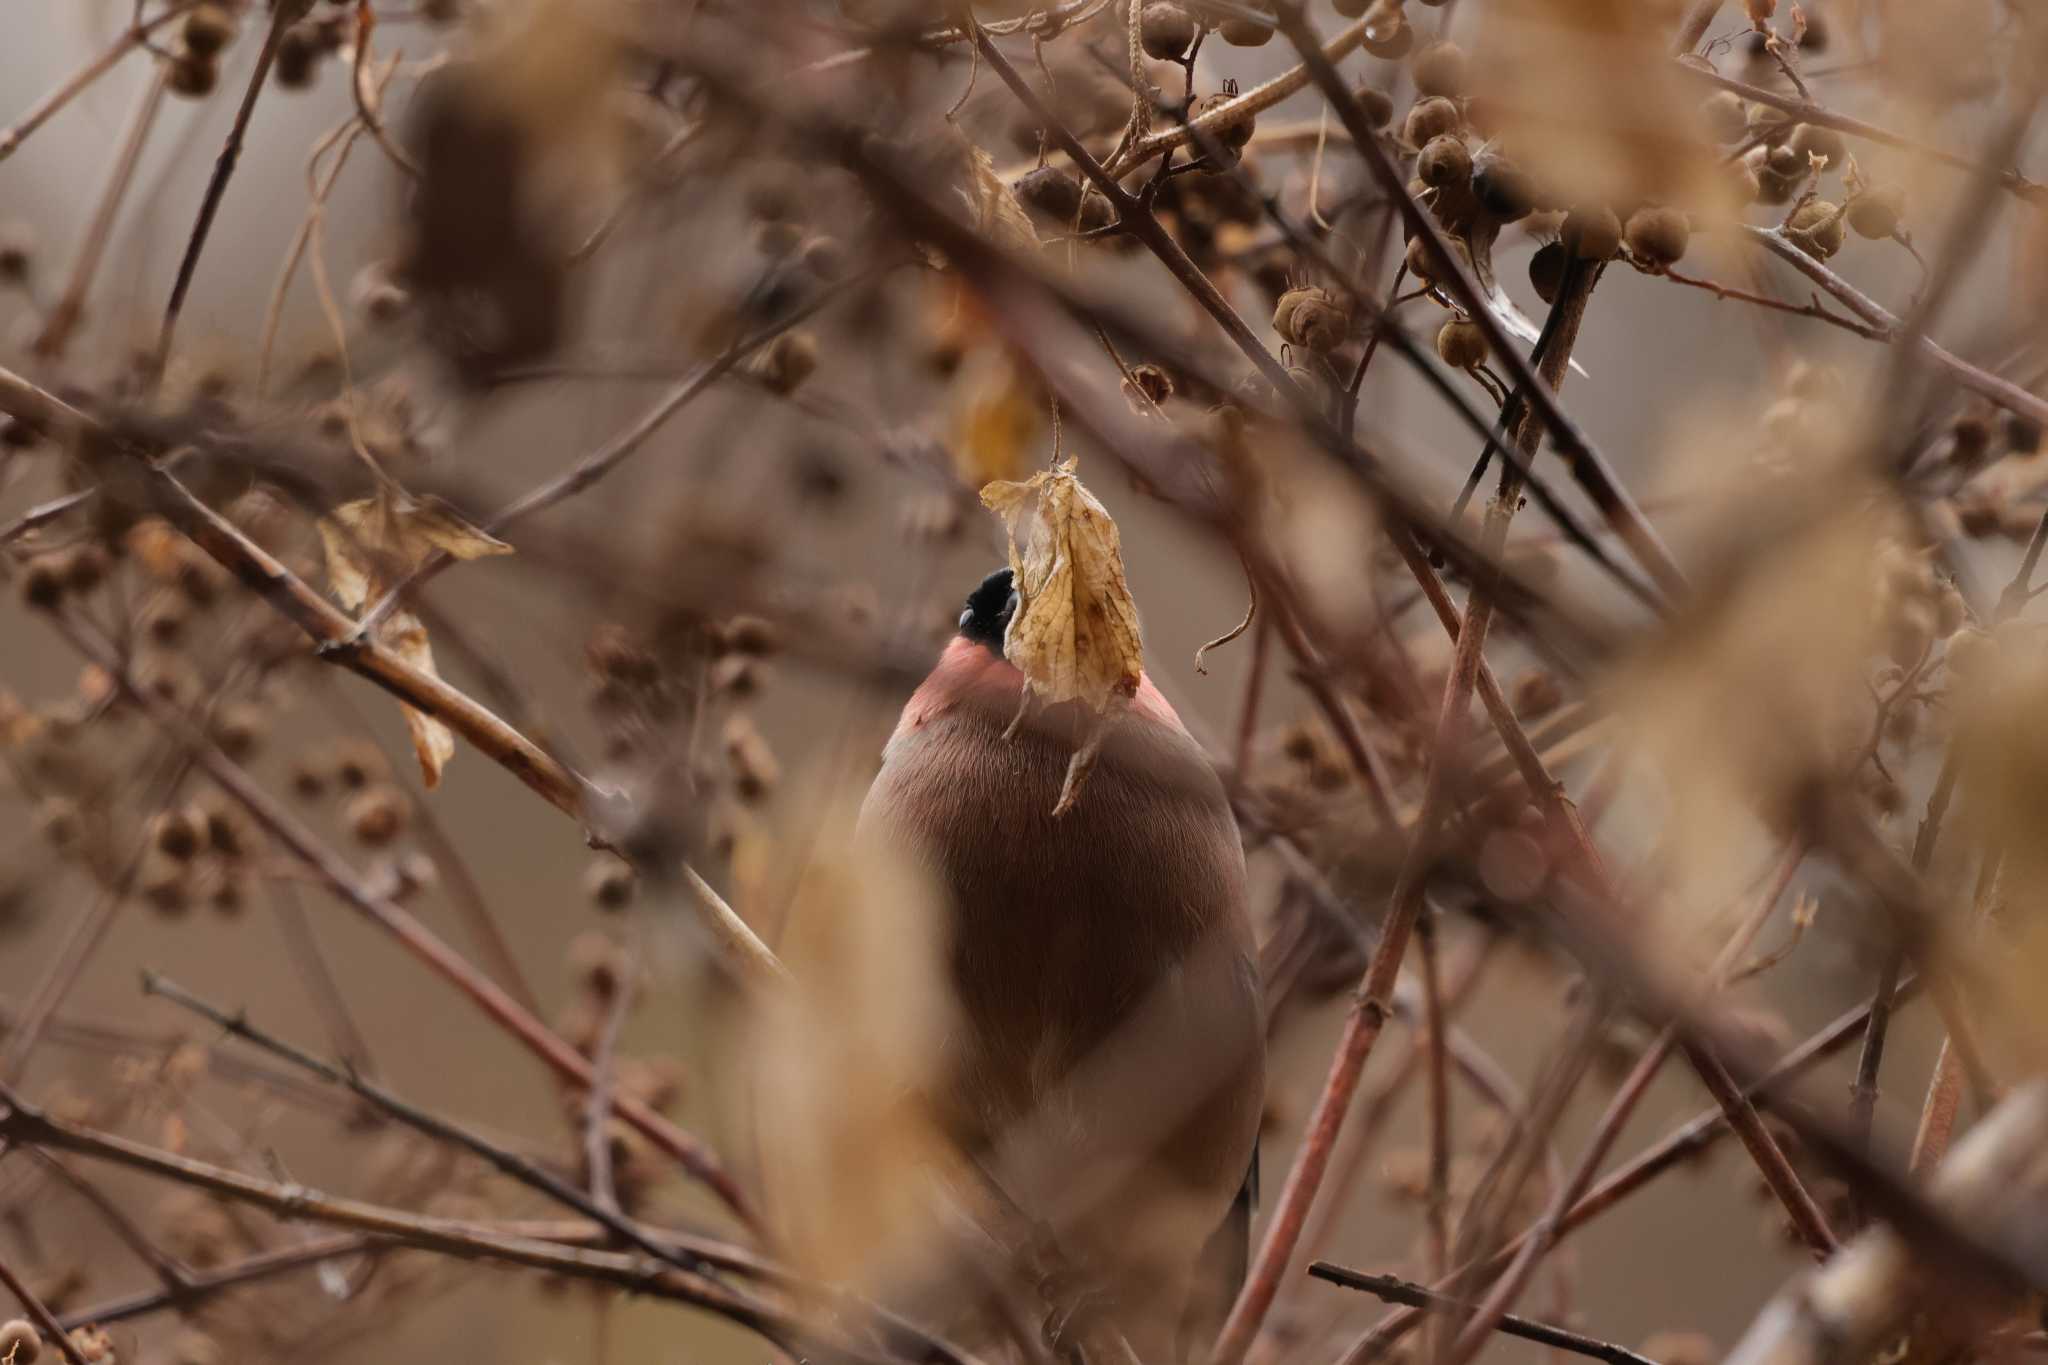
[1416,135,1471,189]
[1847,183,1904,239]
[1562,205,1621,261]
[1436,317,1487,369]
[1624,205,1690,267]
[1140,2,1197,59]
[1528,240,1566,304]
[1273,285,1348,352]
[1787,199,1846,258]
[1410,41,1467,97]
[1403,96,1461,149]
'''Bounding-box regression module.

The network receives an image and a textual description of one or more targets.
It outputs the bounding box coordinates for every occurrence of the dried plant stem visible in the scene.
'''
[1417,906,1452,1365]
[350,275,853,638]
[1908,850,2004,1177]
[58,1231,375,1331]
[0,1087,869,1363]
[155,0,311,372]
[1656,264,1889,338]
[0,3,191,163]
[1271,1,1686,602]
[1743,226,2048,432]
[1314,1268,1662,1365]
[584,960,636,1216]
[265,881,379,1075]
[1332,979,1916,1365]
[0,362,781,992]
[1688,68,2048,205]
[1440,845,1810,1365]
[1210,238,1604,1365]
[1106,11,1376,175]
[142,972,716,1275]
[32,66,169,359]
[30,1150,191,1294]
[37,609,760,1230]
[0,1242,92,1365]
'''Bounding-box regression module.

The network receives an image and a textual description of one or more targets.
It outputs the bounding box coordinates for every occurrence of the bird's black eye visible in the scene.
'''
[958,566,1016,657]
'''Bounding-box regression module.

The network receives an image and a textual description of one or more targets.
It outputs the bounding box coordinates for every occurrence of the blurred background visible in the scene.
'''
[2,0,2039,1361]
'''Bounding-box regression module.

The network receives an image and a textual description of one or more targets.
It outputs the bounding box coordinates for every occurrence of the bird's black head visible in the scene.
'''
[958,567,1018,658]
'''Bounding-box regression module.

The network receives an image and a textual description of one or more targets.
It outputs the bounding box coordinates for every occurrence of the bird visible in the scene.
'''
[856,565,1265,1364]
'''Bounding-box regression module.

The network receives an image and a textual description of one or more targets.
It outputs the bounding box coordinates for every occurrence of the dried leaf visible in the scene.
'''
[953,348,1043,488]
[316,489,512,786]
[979,457,1143,715]
[954,130,1039,255]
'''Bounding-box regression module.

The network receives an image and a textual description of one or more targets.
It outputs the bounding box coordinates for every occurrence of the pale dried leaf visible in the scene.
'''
[316,489,512,785]
[979,457,1143,715]
[387,610,458,788]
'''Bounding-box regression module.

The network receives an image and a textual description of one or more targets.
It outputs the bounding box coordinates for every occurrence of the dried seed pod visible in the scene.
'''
[168,53,219,98]
[1274,285,1348,352]
[584,858,637,911]
[2005,412,2041,453]
[569,930,626,998]
[1218,0,1273,45]
[1933,582,1967,637]
[1471,151,1534,221]
[1435,316,1487,369]
[1140,2,1197,59]
[289,756,328,800]
[799,234,845,281]
[199,800,249,858]
[1847,183,1905,239]
[34,798,81,853]
[1415,135,1471,190]
[0,222,33,283]
[331,738,389,789]
[0,1319,39,1365]
[1410,41,1467,97]
[1403,95,1461,148]
[61,545,107,594]
[1624,205,1690,267]
[19,556,65,610]
[182,3,237,55]
[723,713,781,802]
[1745,101,1791,145]
[152,809,203,862]
[1562,205,1621,261]
[346,784,411,847]
[1122,362,1174,411]
[1528,240,1566,303]
[755,331,818,395]
[1362,13,1414,58]
[1352,84,1395,127]
[1512,669,1562,718]
[1786,199,1845,258]
[1190,91,1256,151]
[1015,166,1084,223]
[273,24,321,89]
[720,614,781,656]
[1700,90,1747,141]
[1786,122,1846,163]
[1951,412,1992,463]
[1391,238,1429,290]
[351,264,411,327]
[211,702,268,761]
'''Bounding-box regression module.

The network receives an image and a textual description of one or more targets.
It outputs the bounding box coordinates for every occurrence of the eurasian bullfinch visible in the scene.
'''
[858,567,1265,1363]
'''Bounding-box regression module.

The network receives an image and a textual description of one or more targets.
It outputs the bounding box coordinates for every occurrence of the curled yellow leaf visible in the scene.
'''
[978,457,1143,715]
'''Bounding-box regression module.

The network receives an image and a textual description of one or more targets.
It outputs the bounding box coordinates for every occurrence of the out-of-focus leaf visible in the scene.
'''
[979,457,1143,715]
[316,490,511,786]
[953,348,1043,488]
[750,796,960,1286]
[954,130,1040,255]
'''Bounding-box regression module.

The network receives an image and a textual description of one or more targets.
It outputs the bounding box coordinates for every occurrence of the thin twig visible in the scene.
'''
[1312,1268,1663,1365]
